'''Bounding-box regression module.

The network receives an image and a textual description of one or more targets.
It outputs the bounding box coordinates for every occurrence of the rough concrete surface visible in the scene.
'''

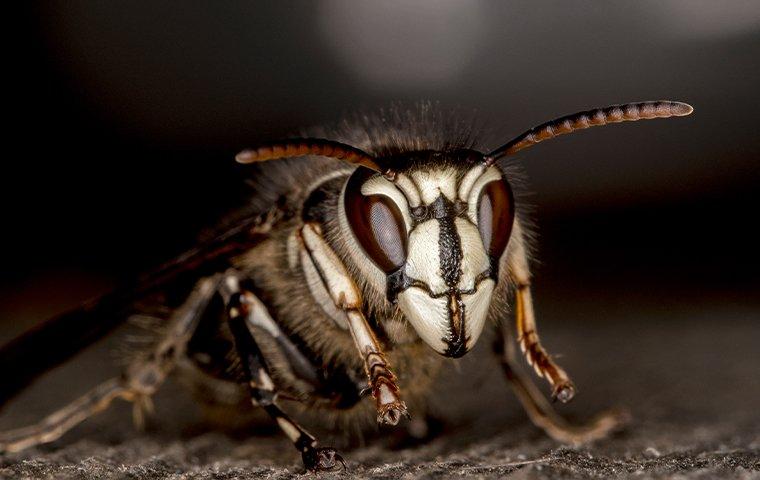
[1,294,758,479]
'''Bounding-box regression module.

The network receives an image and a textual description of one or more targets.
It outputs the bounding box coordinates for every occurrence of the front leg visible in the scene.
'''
[507,221,576,402]
[298,222,407,425]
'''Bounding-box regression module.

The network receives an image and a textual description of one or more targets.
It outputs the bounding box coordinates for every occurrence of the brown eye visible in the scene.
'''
[477,179,514,258]
[345,168,408,272]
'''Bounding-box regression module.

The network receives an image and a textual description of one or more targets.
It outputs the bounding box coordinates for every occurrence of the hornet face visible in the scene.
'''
[343,151,515,357]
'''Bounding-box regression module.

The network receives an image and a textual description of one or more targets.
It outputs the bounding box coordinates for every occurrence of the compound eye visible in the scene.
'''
[477,178,514,258]
[345,169,408,272]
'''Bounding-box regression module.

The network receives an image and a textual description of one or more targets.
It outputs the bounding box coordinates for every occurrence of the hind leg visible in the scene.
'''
[0,276,220,453]
[494,325,628,445]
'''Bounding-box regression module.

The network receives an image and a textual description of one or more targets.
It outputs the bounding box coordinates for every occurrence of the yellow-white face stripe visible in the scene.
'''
[466,166,502,224]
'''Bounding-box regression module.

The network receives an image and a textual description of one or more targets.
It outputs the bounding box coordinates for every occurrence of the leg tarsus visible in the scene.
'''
[516,290,576,401]
[507,360,627,444]
[0,378,128,453]
[377,399,409,426]
[373,378,408,425]
[508,221,577,398]
[496,336,629,445]
[302,446,347,473]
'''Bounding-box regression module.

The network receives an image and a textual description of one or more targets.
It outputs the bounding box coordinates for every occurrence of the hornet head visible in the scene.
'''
[342,150,514,357]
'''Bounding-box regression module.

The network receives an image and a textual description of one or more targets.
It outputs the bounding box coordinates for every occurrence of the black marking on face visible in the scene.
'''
[433,195,463,289]
[443,294,469,358]
[426,194,472,357]
[386,267,413,302]
[388,270,493,302]
[386,191,487,304]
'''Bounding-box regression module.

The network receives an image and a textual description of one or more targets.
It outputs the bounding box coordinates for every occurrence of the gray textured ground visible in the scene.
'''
[1,293,758,479]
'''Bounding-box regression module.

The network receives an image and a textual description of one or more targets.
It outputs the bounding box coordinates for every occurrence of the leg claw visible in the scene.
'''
[552,381,576,403]
[303,447,346,473]
[377,401,409,426]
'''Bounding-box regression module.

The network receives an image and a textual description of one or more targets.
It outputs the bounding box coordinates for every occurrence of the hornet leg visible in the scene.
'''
[507,220,576,402]
[0,276,220,453]
[298,222,407,425]
[220,274,345,473]
[494,329,628,444]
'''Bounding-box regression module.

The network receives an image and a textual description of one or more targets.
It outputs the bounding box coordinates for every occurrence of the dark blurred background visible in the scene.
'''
[1,4,759,476]
[2,1,759,355]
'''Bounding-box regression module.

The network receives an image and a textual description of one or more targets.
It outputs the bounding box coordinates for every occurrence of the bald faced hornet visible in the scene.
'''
[0,101,692,471]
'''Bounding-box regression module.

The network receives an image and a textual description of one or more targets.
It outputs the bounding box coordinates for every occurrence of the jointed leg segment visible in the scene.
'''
[298,222,407,425]
[495,333,627,444]
[1,271,345,471]
[346,310,407,425]
[0,378,126,452]
[220,274,344,472]
[496,221,628,443]
[507,223,575,402]
[514,284,575,402]
[0,276,220,452]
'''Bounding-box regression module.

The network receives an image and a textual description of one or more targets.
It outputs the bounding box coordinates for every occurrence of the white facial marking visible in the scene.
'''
[462,279,494,349]
[458,165,485,201]
[361,175,412,232]
[394,173,421,207]
[411,168,458,204]
[467,166,502,224]
[397,287,449,353]
[454,218,490,291]
[404,220,448,295]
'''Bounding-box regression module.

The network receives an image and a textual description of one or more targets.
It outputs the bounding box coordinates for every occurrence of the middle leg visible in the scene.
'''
[220,274,345,472]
